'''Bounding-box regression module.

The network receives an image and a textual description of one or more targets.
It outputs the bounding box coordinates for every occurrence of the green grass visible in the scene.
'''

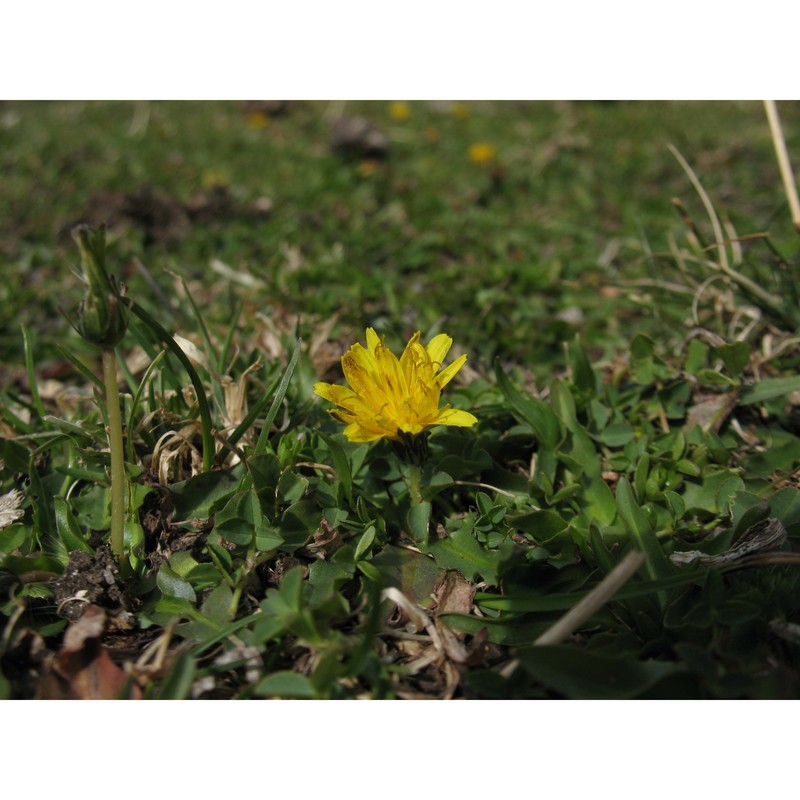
[2,100,800,699]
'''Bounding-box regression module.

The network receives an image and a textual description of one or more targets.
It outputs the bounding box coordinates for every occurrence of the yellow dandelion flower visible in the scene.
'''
[201,169,229,188]
[389,101,411,121]
[451,102,470,120]
[356,158,379,178]
[468,142,496,165]
[248,111,270,129]
[314,328,477,443]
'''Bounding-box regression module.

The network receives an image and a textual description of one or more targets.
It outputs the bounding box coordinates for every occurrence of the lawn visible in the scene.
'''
[2,100,800,698]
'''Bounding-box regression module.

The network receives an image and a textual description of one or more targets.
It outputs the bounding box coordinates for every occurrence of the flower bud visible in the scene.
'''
[72,224,128,347]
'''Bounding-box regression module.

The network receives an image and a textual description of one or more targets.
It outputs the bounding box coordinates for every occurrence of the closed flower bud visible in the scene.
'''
[72,224,129,348]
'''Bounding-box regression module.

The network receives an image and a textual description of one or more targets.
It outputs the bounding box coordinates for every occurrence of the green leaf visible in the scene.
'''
[574,475,617,529]
[633,453,650,501]
[249,452,281,511]
[675,459,702,477]
[695,369,736,387]
[124,514,145,570]
[495,361,561,448]
[0,438,29,473]
[279,565,305,612]
[277,470,308,505]
[255,671,316,699]
[28,456,56,550]
[156,565,197,602]
[440,613,551,646]
[354,525,377,560]
[615,477,672,586]
[255,525,284,553]
[716,476,746,517]
[769,487,800,533]
[170,470,240,522]
[739,375,800,405]
[714,341,750,376]
[53,497,94,556]
[630,333,654,359]
[682,469,744,516]
[319,432,353,507]
[307,557,356,604]
[279,498,322,551]
[664,490,686,520]
[598,422,635,447]
[551,379,601,480]
[211,490,260,546]
[475,569,703,612]
[200,584,235,623]
[516,645,685,699]
[155,651,196,699]
[425,527,509,585]
[370,545,444,606]
[407,501,432,542]
[568,335,596,398]
[629,333,662,384]
[507,509,568,541]
[684,339,708,375]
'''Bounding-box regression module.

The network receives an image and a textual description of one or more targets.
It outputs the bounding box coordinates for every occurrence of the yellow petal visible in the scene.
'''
[398,421,426,436]
[365,328,381,353]
[435,407,478,427]
[314,381,335,399]
[399,331,422,369]
[314,382,354,405]
[343,422,386,442]
[341,347,376,393]
[374,342,408,398]
[425,333,452,368]
[330,409,356,424]
[435,353,467,388]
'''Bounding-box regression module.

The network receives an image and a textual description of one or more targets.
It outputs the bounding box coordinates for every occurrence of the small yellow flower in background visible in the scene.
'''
[314,328,477,443]
[424,126,440,144]
[468,142,496,165]
[389,101,411,121]
[201,169,229,188]
[357,159,379,178]
[248,111,270,129]
[451,102,470,120]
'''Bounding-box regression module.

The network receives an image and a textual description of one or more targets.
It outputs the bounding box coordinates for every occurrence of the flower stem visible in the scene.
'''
[102,347,126,563]
[408,462,422,506]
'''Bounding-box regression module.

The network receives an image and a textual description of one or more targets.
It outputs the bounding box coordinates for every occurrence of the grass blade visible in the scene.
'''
[55,345,104,391]
[21,325,46,420]
[615,476,673,607]
[253,338,301,456]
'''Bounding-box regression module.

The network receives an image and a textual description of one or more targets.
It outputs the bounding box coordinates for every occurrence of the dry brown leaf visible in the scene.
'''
[36,605,142,700]
[671,517,787,567]
[685,392,738,434]
[434,571,476,619]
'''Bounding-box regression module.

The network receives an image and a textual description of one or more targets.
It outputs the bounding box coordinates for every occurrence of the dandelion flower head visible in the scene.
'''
[314,328,477,443]
[468,142,496,165]
[389,101,411,121]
